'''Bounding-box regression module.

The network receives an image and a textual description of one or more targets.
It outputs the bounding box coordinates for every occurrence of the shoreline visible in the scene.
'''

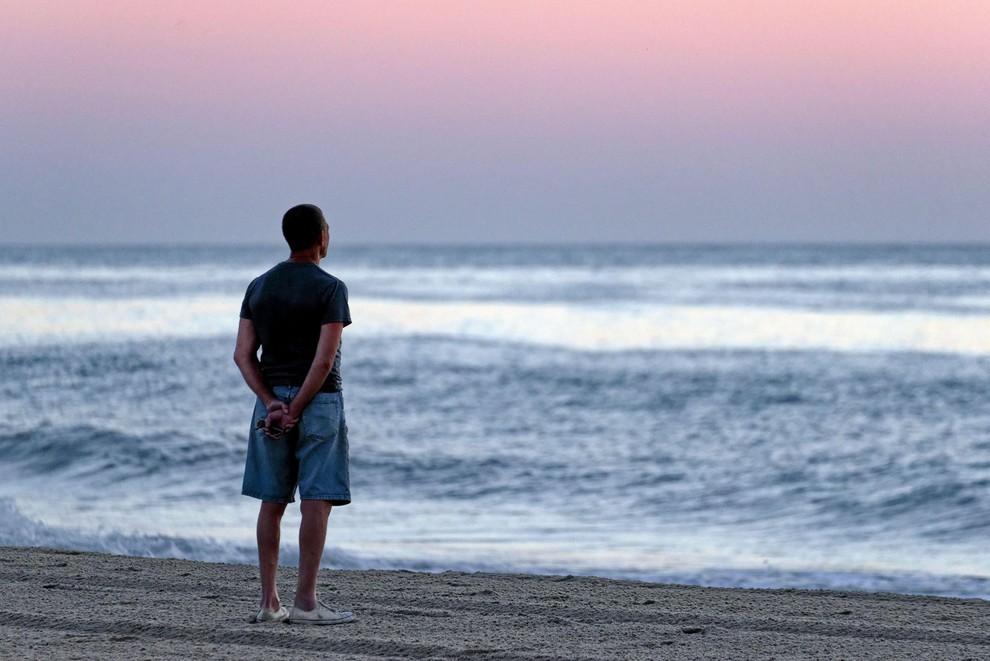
[2,546,989,659]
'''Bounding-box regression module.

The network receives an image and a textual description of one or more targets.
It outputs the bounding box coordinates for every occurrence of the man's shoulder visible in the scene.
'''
[249,262,287,283]
[313,265,339,279]
[313,266,347,290]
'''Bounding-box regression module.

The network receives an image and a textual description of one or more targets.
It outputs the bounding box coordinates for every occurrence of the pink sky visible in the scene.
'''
[2,1,989,243]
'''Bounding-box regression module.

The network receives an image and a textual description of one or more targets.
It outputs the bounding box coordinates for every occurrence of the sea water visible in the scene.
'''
[1,244,989,598]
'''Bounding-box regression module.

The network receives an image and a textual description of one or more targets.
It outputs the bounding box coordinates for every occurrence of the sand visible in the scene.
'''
[1,547,988,660]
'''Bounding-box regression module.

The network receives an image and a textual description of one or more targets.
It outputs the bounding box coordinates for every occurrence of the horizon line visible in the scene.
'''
[3,239,990,250]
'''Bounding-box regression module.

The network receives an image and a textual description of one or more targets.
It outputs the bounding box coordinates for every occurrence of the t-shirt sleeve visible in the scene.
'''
[239,281,256,320]
[322,279,352,326]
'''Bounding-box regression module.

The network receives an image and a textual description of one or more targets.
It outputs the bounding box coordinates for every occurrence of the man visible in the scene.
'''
[233,203,355,625]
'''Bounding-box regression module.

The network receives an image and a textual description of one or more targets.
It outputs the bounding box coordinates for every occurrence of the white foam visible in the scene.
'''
[354,298,990,354]
[0,296,239,346]
[0,264,264,285]
[7,262,990,300]
[2,294,989,355]
[333,263,990,303]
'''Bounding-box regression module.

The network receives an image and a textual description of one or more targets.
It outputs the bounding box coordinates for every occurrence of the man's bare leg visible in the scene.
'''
[257,501,288,610]
[294,499,332,611]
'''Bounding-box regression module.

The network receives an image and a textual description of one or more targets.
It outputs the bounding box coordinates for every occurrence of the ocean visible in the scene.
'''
[1,244,989,599]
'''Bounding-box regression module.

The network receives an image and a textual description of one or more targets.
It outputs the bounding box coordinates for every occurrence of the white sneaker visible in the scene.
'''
[288,601,356,625]
[254,606,288,623]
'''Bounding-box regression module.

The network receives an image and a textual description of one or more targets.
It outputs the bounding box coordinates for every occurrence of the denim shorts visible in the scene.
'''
[242,386,351,505]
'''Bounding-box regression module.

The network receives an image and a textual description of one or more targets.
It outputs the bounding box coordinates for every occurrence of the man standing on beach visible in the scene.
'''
[233,204,355,625]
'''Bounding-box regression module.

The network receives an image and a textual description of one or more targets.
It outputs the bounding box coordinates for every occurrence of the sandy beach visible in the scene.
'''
[0,547,987,659]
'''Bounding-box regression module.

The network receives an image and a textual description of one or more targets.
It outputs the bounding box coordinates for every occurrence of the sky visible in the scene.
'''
[1,0,988,245]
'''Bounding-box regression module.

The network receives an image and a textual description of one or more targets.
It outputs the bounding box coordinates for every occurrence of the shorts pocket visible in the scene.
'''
[301,392,342,441]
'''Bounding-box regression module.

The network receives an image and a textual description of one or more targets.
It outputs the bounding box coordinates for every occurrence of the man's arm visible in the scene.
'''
[283,322,344,430]
[233,318,286,431]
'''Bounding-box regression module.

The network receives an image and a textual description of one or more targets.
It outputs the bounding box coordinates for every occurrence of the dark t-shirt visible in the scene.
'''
[239,262,351,392]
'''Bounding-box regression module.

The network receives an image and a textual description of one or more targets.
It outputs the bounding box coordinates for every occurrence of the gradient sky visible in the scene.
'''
[2,0,988,244]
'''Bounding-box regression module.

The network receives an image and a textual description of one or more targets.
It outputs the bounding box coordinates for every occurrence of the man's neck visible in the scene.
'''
[286,247,322,265]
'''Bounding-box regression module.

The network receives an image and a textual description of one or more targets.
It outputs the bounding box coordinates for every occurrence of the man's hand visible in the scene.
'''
[282,406,301,434]
[262,400,289,439]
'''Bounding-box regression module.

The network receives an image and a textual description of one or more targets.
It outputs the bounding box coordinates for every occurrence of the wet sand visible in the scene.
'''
[1,546,988,660]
